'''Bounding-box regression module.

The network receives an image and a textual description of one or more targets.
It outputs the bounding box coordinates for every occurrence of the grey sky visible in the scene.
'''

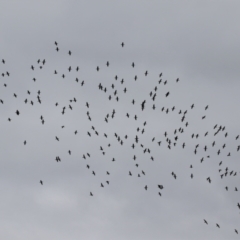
[1,1,240,240]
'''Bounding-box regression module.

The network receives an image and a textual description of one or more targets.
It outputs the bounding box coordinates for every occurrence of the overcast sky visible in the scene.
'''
[1,1,240,240]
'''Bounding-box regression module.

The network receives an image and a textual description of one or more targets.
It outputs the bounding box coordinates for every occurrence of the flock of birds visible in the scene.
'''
[1,41,239,237]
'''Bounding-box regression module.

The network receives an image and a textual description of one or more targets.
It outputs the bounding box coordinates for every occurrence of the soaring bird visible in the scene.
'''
[141,100,146,111]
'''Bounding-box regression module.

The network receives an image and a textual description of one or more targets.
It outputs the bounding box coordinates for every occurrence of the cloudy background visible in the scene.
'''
[1,1,240,239]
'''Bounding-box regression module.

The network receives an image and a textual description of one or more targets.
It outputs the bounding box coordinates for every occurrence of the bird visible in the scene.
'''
[40,180,43,185]
[206,177,211,183]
